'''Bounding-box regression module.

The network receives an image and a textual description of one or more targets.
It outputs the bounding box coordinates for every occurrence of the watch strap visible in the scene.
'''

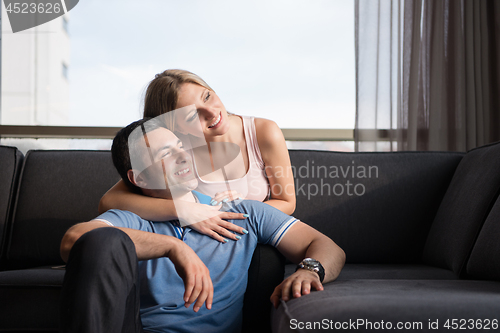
[296,258,325,282]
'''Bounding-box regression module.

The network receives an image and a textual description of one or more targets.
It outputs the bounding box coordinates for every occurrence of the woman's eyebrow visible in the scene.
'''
[200,89,206,100]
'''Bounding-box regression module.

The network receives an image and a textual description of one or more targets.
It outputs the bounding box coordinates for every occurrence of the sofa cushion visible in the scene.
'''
[0,266,64,331]
[423,141,500,275]
[0,146,23,263]
[289,150,463,264]
[285,264,457,280]
[272,279,500,333]
[466,194,500,280]
[3,150,120,269]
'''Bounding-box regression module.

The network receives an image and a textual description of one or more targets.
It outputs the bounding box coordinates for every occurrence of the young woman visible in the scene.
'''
[99,69,295,242]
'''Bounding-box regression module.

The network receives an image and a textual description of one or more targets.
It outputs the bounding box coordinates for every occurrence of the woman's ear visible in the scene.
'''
[127,169,148,188]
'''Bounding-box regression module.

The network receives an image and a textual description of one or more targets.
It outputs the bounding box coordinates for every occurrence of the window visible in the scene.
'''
[1,1,355,151]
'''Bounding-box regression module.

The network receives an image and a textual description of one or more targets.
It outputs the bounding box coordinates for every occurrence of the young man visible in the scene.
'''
[60,118,345,333]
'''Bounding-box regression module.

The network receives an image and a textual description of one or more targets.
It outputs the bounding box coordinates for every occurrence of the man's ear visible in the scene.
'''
[127,169,148,188]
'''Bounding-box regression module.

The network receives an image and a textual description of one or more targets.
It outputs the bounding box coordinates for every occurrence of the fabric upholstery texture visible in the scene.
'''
[423,141,500,275]
[3,150,121,269]
[242,244,285,333]
[0,266,64,331]
[285,264,458,280]
[0,146,23,264]
[289,150,463,264]
[272,279,500,333]
[467,193,500,280]
[3,147,500,333]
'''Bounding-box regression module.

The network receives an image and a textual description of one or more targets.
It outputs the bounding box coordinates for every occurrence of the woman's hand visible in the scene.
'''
[209,190,245,206]
[175,200,248,243]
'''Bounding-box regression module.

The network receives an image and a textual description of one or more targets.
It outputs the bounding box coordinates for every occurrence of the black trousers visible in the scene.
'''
[60,227,144,333]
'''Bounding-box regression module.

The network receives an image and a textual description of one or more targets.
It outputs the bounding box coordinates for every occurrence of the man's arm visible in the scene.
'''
[271,221,346,308]
[60,221,213,312]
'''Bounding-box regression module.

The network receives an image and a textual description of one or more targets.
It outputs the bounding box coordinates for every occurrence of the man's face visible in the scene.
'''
[138,127,198,194]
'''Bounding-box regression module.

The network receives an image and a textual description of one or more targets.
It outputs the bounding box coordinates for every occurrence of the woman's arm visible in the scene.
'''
[255,118,296,215]
[99,179,177,219]
[99,180,248,242]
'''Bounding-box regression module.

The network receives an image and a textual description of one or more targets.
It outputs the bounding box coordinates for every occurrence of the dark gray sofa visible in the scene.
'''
[1,142,500,332]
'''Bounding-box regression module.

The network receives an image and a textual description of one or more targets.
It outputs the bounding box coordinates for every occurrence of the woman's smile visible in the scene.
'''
[208,112,222,129]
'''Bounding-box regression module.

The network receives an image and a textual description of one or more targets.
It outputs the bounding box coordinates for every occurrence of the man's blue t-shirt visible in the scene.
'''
[95,192,298,333]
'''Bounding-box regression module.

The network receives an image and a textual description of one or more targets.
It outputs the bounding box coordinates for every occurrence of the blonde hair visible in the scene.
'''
[143,69,213,120]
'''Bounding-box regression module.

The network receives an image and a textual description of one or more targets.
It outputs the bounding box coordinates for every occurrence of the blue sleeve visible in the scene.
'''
[224,200,298,247]
[94,209,154,232]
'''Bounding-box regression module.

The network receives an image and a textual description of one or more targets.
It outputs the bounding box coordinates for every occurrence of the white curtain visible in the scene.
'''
[355,0,500,152]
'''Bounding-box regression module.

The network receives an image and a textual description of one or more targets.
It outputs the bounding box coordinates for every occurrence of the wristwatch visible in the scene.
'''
[296,258,325,282]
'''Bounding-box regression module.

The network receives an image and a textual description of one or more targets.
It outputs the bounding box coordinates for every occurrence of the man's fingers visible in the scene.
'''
[206,278,214,310]
[311,279,324,291]
[186,275,203,308]
[301,281,312,295]
[280,279,293,301]
[270,285,283,309]
[291,280,303,298]
[183,276,195,304]
[193,276,213,312]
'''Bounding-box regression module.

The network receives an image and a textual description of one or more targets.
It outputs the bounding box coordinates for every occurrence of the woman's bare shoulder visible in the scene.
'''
[254,117,286,150]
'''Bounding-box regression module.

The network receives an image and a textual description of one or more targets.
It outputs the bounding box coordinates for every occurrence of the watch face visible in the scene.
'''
[303,258,319,267]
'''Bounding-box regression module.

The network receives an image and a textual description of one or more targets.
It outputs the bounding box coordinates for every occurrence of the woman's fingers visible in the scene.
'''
[191,217,249,243]
[210,191,244,205]
[206,229,227,243]
[218,211,248,221]
[217,219,248,234]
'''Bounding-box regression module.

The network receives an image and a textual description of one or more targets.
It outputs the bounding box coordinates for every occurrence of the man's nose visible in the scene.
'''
[173,149,189,163]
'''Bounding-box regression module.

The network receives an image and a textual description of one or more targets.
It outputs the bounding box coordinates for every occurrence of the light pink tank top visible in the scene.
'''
[193,116,270,201]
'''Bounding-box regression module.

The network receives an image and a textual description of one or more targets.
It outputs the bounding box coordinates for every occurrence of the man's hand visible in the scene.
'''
[270,269,324,309]
[167,239,214,312]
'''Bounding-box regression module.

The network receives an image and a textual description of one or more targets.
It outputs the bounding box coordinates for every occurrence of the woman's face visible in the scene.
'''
[175,83,230,138]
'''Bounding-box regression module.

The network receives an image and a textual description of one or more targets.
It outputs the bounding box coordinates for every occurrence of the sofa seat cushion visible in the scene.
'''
[285,264,457,280]
[272,279,500,333]
[0,266,65,286]
[0,267,64,331]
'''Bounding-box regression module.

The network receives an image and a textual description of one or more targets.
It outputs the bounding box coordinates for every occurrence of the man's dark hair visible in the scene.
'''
[111,117,165,191]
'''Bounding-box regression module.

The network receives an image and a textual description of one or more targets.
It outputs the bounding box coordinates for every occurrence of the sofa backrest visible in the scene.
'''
[3,150,121,270]
[466,193,500,281]
[289,150,463,264]
[423,141,500,276]
[0,146,23,265]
